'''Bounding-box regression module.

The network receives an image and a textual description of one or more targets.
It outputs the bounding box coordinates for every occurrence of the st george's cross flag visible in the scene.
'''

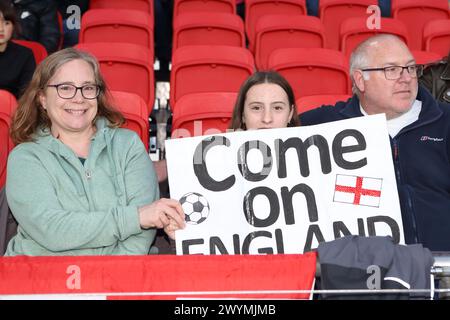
[333,174,383,207]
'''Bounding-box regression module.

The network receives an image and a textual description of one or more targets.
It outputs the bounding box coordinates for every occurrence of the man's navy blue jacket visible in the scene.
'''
[300,86,450,251]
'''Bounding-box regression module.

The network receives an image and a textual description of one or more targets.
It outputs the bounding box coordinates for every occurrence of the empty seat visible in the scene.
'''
[411,50,443,65]
[423,19,450,58]
[171,92,237,138]
[109,91,150,151]
[254,14,325,70]
[89,0,153,14]
[246,0,307,51]
[170,45,254,110]
[319,0,374,50]
[392,0,450,50]
[12,40,48,65]
[80,9,154,49]
[174,0,235,17]
[0,90,17,188]
[296,94,351,113]
[172,12,245,52]
[76,42,154,113]
[340,17,409,57]
[268,47,351,99]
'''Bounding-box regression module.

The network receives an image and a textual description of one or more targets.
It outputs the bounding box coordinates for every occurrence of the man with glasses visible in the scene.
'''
[300,34,450,253]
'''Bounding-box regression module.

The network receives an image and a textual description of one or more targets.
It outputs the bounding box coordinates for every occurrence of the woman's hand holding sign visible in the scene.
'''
[138,199,186,239]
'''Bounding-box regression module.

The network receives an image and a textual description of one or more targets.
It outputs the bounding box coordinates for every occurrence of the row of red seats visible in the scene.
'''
[171,12,449,70]
[162,0,450,52]
[168,0,450,52]
[79,1,450,63]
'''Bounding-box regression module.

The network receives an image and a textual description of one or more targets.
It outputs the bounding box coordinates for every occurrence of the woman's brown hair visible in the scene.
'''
[10,47,125,144]
[229,71,300,130]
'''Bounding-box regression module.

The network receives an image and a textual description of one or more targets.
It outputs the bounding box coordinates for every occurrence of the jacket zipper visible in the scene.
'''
[392,138,419,243]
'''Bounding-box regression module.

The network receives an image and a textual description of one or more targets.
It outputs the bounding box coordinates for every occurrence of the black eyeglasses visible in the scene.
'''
[47,84,101,99]
[360,64,424,80]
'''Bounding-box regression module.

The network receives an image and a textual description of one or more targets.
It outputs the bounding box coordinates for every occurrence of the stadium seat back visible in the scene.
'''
[89,0,153,14]
[173,13,245,52]
[246,0,307,50]
[174,0,235,17]
[0,90,18,117]
[170,45,254,110]
[171,92,237,138]
[340,17,409,57]
[0,116,8,188]
[75,43,154,114]
[268,48,351,99]
[254,14,325,70]
[80,9,154,49]
[109,91,150,151]
[411,50,443,65]
[423,19,450,58]
[392,0,450,50]
[0,90,16,189]
[0,113,13,189]
[12,40,48,65]
[319,0,374,50]
[296,94,351,113]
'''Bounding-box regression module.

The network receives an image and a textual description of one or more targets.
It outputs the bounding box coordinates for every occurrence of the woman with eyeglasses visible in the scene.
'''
[4,47,185,256]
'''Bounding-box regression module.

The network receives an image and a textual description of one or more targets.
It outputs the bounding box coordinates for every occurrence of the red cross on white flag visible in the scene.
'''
[333,174,382,207]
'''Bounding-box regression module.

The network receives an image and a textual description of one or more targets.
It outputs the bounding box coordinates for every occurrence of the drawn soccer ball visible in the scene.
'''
[179,192,210,225]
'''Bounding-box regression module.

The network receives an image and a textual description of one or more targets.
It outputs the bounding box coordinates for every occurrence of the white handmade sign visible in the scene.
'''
[166,114,404,255]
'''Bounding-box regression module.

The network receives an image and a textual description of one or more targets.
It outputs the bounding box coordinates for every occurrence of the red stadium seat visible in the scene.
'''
[268,47,351,100]
[171,92,237,138]
[89,0,153,15]
[173,0,235,17]
[80,9,154,49]
[392,0,450,51]
[170,45,254,110]
[340,17,409,57]
[109,91,150,151]
[0,89,17,117]
[0,90,17,188]
[423,19,450,58]
[172,12,245,52]
[246,0,307,51]
[0,113,12,189]
[411,50,443,65]
[296,94,351,113]
[75,42,154,114]
[254,14,325,70]
[12,40,48,65]
[319,0,374,50]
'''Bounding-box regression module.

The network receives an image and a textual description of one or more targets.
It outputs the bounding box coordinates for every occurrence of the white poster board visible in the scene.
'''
[166,114,404,255]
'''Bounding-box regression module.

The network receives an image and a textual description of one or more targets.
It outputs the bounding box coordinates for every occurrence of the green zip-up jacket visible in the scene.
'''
[5,118,159,256]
